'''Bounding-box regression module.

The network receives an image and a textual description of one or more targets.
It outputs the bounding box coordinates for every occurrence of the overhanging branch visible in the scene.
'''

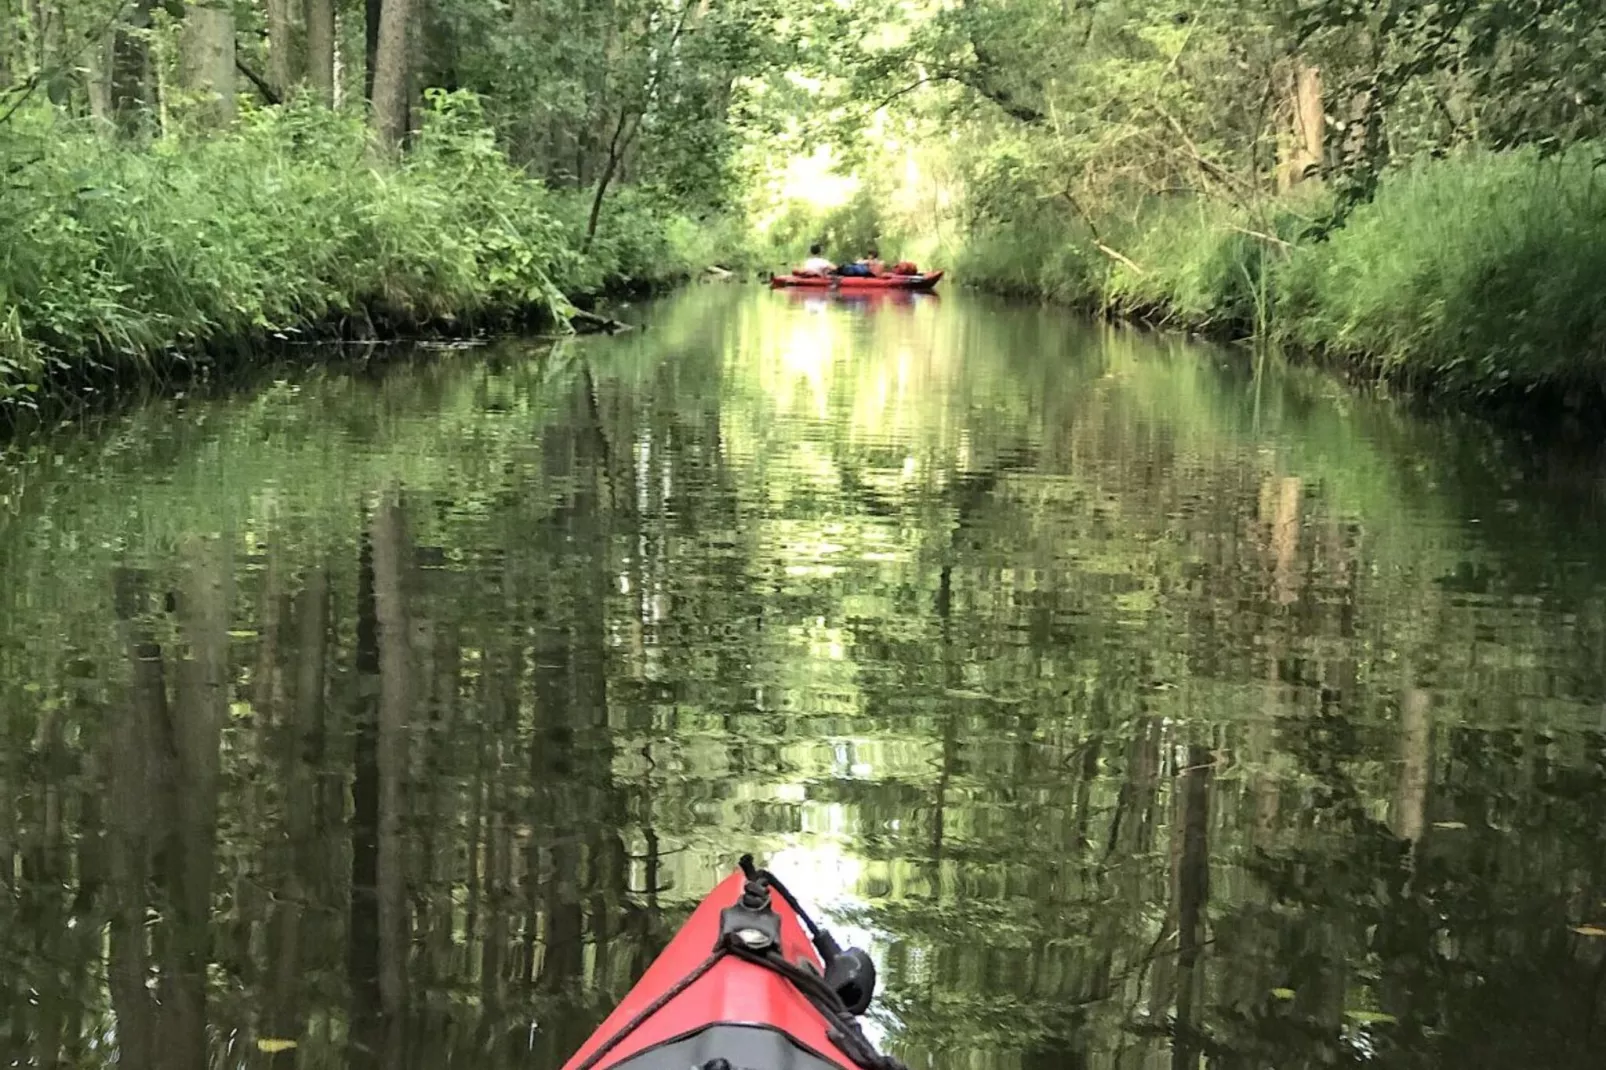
[235,57,282,105]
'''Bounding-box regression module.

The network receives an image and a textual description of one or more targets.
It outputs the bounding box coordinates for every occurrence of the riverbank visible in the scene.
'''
[0,96,723,419]
[942,146,1606,413]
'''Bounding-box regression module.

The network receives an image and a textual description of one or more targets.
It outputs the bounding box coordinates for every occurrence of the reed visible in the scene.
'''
[0,92,710,412]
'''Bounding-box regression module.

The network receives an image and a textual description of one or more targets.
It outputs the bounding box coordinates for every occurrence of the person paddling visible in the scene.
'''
[797,243,836,276]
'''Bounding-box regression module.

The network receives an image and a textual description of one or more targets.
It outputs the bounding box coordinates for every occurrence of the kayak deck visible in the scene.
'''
[561,861,897,1070]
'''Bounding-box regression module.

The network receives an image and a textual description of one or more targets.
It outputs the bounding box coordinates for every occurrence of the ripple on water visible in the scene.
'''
[1,287,1605,1069]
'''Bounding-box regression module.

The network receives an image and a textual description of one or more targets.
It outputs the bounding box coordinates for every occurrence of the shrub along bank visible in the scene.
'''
[942,146,1606,406]
[0,93,715,415]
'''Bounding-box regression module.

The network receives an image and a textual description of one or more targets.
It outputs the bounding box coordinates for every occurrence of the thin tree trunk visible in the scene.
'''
[177,3,235,127]
[1278,61,1323,189]
[0,10,11,89]
[110,0,156,138]
[369,0,413,146]
[1295,64,1323,178]
[86,26,115,126]
[304,0,334,99]
[364,0,381,101]
[266,0,293,97]
[583,106,640,249]
[20,0,46,78]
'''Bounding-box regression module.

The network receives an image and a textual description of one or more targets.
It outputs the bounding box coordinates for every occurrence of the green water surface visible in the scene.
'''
[2,286,1604,1069]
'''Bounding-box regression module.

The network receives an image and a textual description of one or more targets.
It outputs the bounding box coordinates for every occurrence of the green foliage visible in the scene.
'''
[946,215,1101,305]
[420,0,794,213]
[557,186,711,293]
[1275,145,1606,394]
[1104,197,1319,329]
[0,90,715,411]
[793,0,1606,402]
[937,145,1606,400]
[759,186,890,266]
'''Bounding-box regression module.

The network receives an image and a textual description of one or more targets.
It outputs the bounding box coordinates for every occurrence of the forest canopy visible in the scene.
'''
[5,0,1606,403]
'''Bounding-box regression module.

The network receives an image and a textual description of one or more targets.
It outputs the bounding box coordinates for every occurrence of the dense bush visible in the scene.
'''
[0,91,709,411]
[1102,198,1308,330]
[947,213,1103,305]
[1275,146,1606,395]
[941,146,1606,400]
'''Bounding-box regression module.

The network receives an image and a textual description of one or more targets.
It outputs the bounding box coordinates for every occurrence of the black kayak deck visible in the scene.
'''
[604,1021,856,1070]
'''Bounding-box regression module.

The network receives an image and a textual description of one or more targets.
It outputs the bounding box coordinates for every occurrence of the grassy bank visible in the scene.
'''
[941,146,1606,405]
[0,92,713,415]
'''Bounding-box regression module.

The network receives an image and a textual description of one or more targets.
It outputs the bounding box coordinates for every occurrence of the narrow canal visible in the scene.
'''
[2,285,1603,1069]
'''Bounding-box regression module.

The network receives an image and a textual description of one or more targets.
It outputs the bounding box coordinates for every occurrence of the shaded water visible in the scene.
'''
[2,286,1605,1069]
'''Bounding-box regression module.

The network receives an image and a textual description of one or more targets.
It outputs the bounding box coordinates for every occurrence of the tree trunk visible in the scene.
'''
[304,0,335,99]
[178,3,235,128]
[364,0,382,102]
[369,0,412,149]
[0,11,11,90]
[266,0,293,96]
[1278,61,1323,190]
[87,27,116,126]
[582,110,632,251]
[110,0,156,139]
[19,0,44,79]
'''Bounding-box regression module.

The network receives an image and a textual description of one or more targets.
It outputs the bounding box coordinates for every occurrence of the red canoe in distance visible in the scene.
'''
[769,270,944,292]
[561,860,897,1070]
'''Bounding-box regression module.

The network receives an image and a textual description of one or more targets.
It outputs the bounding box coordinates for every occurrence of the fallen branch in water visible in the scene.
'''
[569,308,633,334]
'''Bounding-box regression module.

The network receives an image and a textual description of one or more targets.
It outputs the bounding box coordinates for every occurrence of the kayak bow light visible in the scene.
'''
[735,854,879,1017]
[565,857,902,1070]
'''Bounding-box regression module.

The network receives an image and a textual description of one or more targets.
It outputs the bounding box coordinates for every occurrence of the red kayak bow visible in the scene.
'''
[562,856,901,1070]
[769,271,944,292]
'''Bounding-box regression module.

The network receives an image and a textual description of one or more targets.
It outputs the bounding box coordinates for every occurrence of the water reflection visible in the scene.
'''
[1,286,1604,1069]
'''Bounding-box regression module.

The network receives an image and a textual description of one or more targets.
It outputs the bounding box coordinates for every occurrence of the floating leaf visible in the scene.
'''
[1570,925,1606,938]
[1432,821,1467,830]
[1271,987,1296,1000]
[255,1038,298,1053]
[1344,1010,1398,1026]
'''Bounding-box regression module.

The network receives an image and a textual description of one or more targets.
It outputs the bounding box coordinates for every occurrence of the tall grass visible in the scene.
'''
[1102,198,1309,333]
[947,212,1103,304]
[943,147,1606,402]
[0,91,707,411]
[1275,146,1606,396]
[943,195,1310,334]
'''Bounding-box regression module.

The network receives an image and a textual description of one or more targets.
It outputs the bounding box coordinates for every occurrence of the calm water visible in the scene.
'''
[2,286,1605,1070]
